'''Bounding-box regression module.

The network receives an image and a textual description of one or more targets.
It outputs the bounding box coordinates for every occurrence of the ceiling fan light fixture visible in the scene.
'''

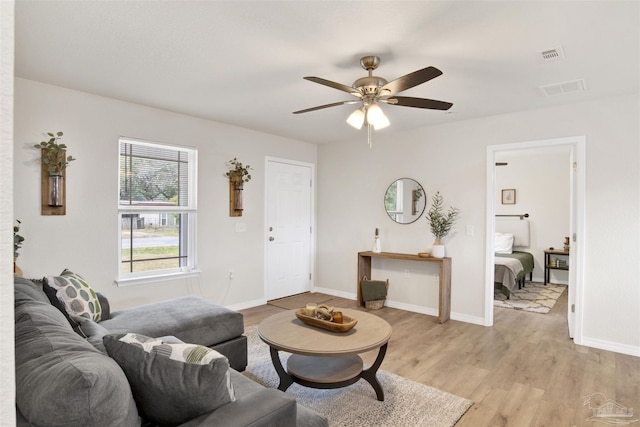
[294,56,451,145]
[366,103,390,130]
[346,107,365,129]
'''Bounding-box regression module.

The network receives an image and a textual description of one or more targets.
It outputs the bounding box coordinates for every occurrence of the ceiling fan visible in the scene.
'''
[293,55,453,134]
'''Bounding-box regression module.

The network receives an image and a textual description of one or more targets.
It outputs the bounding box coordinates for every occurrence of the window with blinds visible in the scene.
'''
[117,138,198,284]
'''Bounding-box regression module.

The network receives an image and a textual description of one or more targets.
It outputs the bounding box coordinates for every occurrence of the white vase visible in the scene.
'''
[432,244,445,258]
[372,236,381,253]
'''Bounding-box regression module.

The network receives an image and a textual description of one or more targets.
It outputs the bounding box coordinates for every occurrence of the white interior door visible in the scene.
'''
[567,145,585,344]
[265,159,313,300]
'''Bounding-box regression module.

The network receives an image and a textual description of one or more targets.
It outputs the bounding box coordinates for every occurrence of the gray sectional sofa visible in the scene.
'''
[14,276,328,427]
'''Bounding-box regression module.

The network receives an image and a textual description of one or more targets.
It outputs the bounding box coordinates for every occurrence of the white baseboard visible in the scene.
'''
[450,312,486,325]
[226,298,266,311]
[579,337,640,357]
[312,287,356,300]
[313,287,485,325]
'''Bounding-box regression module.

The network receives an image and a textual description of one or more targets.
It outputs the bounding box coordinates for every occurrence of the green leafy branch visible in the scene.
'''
[425,191,460,241]
[14,220,24,259]
[33,131,76,175]
[225,157,252,184]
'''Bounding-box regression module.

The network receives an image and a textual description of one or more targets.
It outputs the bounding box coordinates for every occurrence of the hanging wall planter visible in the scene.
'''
[34,131,76,215]
[225,158,252,217]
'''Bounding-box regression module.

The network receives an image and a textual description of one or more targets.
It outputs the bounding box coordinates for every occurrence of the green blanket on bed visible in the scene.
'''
[495,251,534,278]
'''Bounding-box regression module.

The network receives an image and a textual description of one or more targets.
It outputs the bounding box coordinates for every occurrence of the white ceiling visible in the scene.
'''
[14,1,639,145]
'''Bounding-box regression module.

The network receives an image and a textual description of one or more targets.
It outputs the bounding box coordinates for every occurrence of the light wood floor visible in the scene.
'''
[240,289,640,427]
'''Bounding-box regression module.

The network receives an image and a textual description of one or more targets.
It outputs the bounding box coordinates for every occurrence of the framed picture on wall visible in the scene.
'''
[501,189,516,204]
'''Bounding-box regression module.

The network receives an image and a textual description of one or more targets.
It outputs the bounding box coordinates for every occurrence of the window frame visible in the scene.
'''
[116,137,199,286]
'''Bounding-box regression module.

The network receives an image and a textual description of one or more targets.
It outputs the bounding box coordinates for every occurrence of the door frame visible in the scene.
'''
[264,156,316,300]
[484,136,585,345]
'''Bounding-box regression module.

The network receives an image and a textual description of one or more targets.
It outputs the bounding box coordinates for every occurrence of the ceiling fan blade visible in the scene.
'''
[293,100,359,114]
[304,77,362,96]
[385,96,453,110]
[380,66,443,96]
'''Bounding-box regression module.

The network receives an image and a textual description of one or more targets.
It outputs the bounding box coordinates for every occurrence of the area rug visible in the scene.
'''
[243,326,473,427]
[494,282,566,314]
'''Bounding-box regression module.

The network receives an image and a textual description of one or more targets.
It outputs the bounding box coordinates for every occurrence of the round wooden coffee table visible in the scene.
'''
[257,308,392,401]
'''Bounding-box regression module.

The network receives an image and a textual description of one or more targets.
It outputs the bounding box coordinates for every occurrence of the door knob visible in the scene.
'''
[269,236,275,241]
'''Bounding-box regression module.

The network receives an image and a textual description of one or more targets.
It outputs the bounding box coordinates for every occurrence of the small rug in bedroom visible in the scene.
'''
[243,326,473,427]
[494,282,566,314]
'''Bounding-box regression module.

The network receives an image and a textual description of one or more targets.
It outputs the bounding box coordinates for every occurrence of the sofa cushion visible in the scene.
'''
[14,276,49,303]
[100,295,244,347]
[104,333,235,426]
[15,300,139,427]
[96,291,111,320]
[43,269,103,322]
[77,318,111,353]
[228,370,328,427]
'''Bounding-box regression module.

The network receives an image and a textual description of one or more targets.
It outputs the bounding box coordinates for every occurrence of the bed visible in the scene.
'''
[494,217,535,298]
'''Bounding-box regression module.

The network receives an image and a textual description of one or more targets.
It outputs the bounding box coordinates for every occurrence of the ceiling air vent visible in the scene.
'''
[539,79,586,97]
[538,46,566,63]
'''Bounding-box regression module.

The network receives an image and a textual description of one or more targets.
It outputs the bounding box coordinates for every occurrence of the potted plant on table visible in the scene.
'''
[425,191,460,258]
[34,131,76,206]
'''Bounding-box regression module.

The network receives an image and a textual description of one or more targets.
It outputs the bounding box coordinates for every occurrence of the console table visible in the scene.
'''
[357,251,452,323]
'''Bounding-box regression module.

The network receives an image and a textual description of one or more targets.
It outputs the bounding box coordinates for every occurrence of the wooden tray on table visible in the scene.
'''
[295,309,357,333]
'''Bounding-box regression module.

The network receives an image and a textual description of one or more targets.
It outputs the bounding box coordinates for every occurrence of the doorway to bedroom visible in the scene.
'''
[485,137,585,343]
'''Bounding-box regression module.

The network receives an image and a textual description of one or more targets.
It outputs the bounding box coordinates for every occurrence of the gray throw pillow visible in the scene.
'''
[104,333,235,426]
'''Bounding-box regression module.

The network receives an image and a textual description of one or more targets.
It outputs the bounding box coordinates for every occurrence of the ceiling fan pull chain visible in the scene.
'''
[368,124,372,149]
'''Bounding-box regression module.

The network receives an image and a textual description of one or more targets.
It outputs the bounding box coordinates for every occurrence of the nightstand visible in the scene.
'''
[544,249,569,285]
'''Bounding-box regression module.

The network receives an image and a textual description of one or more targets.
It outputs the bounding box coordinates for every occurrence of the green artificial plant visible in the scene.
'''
[14,220,24,259]
[225,158,253,184]
[34,131,76,175]
[425,191,460,243]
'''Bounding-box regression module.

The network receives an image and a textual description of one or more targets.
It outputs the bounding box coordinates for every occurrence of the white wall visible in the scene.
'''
[13,78,317,310]
[12,78,640,355]
[317,93,640,354]
[495,146,571,282]
[1,1,16,424]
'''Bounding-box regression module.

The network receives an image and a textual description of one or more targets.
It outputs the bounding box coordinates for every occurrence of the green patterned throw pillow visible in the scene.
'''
[104,333,235,426]
[43,269,102,323]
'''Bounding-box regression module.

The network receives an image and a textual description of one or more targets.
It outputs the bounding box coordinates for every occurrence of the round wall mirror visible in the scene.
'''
[384,178,426,224]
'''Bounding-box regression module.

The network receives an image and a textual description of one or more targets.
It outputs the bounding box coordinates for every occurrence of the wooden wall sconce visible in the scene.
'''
[41,150,66,216]
[228,173,244,217]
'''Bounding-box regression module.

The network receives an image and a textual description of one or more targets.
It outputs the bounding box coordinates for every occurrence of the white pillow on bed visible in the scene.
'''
[495,232,514,254]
